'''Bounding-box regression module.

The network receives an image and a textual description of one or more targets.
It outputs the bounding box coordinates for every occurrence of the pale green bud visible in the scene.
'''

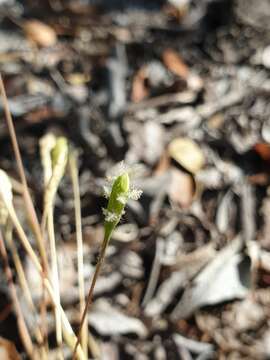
[51,137,68,171]
[104,172,129,241]
[103,166,143,242]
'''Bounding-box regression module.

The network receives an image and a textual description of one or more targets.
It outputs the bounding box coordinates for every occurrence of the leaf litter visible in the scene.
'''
[0,0,270,358]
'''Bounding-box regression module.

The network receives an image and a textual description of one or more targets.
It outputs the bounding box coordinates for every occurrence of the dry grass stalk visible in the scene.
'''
[0,76,85,359]
[0,229,34,358]
[4,222,46,356]
[4,192,85,359]
[40,134,63,358]
[69,150,88,358]
[0,72,50,351]
[0,74,48,271]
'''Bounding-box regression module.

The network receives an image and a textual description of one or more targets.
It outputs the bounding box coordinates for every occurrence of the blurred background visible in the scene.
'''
[1,0,270,359]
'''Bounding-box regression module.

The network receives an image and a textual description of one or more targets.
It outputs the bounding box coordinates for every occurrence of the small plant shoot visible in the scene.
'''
[73,163,142,358]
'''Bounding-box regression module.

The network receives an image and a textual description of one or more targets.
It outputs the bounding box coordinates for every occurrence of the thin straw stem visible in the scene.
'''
[5,201,85,359]
[0,73,49,350]
[0,229,34,358]
[72,235,110,359]
[69,151,88,358]
[0,73,48,271]
[47,206,63,359]
[5,223,46,356]
[0,74,85,359]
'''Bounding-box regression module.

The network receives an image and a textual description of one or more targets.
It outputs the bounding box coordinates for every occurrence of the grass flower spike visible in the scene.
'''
[41,136,68,230]
[73,163,142,358]
[103,162,143,243]
[103,171,129,240]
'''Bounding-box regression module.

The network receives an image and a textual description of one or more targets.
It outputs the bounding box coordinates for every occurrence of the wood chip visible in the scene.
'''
[23,20,57,47]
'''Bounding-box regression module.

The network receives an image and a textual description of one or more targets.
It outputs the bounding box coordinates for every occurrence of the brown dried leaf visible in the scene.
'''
[254,143,270,164]
[23,20,57,47]
[131,66,149,103]
[0,337,21,360]
[168,168,195,208]
[162,48,190,79]
[168,137,205,174]
[154,151,171,175]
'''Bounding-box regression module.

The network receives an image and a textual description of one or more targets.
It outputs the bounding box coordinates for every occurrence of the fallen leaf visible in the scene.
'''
[154,152,170,175]
[216,190,234,234]
[173,333,214,357]
[168,137,205,173]
[23,20,57,47]
[131,66,149,103]
[262,45,270,69]
[171,237,251,319]
[66,73,91,85]
[144,244,216,317]
[164,1,190,22]
[254,143,270,164]
[89,299,148,338]
[158,106,201,125]
[168,168,195,208]
[0,337,21,360]
[162,48,190,79]
[100,342,119,360]
[24,107,56,124]
[120,251,144,279]
[207,113,225,129]
[223,299,265,332]
[248,173,269,185]
[143,121,165,165]
[262,329,270,357]
[127,120,165,165]
[259,197,270,249]
[111,223,139,242]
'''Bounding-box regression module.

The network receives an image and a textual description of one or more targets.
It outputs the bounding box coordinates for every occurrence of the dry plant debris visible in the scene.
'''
[0,0,270,359]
